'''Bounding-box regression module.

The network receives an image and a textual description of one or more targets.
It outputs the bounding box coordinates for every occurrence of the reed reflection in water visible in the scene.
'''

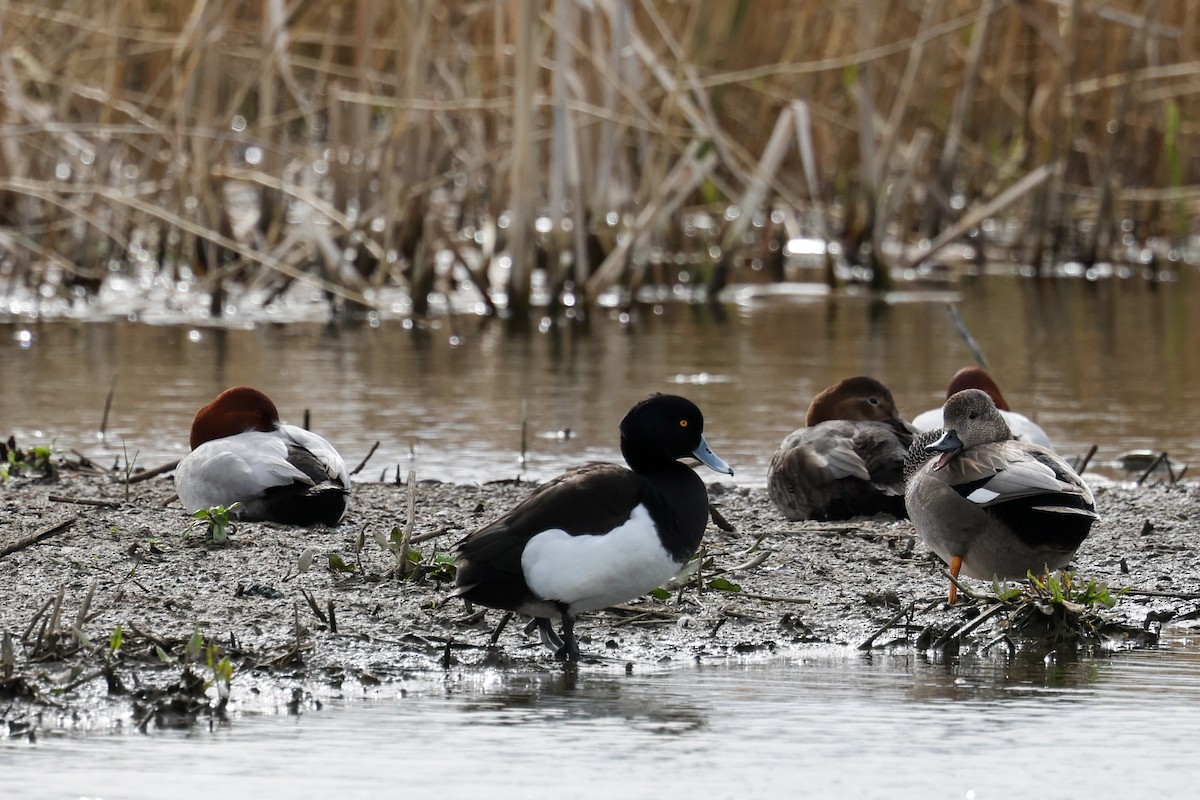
[1,273,1198,485]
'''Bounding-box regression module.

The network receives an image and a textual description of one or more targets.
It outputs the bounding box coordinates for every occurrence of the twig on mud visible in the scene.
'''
[1135,452,1169,486]
[126,459,181,484]
[610,609,681,627]
[0,516,78,560]
[22,595,56,643]
[719,551,772,574]
[48,495,123,508]
[934,602,1009,649]
[410,528,452,545]
[1122,588,1200,601]
[300,589,328,625]
[349,441,380,477]
[739,592,814,605]
[857,601,916,650]
[61,668,109,693]
[71,580,98,648]
[396,468,417,580]
[128,622,171,651]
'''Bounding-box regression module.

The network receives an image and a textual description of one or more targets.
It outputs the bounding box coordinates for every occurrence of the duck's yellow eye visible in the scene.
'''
[679,419,688,428]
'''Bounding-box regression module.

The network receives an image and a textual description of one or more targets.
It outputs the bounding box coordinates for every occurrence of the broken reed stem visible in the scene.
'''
[857,601,915,650]
[0,516,78,560]
[48,495,123,508]
[99,372,118,441]
[409,528,451,545]
[350,440,380,476]
[519,398,529,472]
[1135,452,1169,486]
[125,459,181,483]
[945,303,989,369]
[1076,444,1098,474]
[72,580,98,647]
[398,468,417,580]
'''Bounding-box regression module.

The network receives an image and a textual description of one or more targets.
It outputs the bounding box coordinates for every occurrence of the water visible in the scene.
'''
[5,637,1200,798]
[4,271,1200,793]
[2,272,1199,485]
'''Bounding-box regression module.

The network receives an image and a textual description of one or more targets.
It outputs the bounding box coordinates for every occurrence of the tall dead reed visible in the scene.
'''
[0,0,1196,320]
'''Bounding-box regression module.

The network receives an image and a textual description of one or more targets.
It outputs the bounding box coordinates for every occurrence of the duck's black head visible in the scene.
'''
[619,394,733,476]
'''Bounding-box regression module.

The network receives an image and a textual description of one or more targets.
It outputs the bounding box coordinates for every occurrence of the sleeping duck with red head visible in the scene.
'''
[174,386,350,526]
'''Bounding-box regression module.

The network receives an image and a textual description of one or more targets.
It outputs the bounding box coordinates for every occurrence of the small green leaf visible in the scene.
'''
[648,587,671,600]
[327,553,356,573]
[707,577,742,593]
[109,624,124,655]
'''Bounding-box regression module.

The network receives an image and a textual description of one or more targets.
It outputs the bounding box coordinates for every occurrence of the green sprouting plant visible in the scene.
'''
[426,553,457,583]
[108,623,124,657]
[995,569,1127,641]
[994,569,1121,612]
[205,641,234,701]
[190,503,241,544]
[2,437,56,480]
[121,440,139,502]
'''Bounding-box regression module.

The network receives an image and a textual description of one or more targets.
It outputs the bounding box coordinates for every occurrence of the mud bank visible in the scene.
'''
[2,471,1198,737]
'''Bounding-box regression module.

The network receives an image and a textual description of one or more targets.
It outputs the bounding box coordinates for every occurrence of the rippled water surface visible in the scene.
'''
[6,639,1200,798]
[2,272,1199,485]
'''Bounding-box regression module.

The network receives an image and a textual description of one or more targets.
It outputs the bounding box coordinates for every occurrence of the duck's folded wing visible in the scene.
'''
[178,435,311,511]
[945,444,1097,515]
[776,423,873,483]
[454,464,642,580]
[280,423,349,485]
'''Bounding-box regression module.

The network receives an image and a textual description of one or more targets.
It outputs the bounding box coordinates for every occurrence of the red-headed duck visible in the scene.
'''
[175,386,350,526]
[767,376,916,521]
[904,389,1098,603]
[453,394,732,662]
[912,367,1052,449]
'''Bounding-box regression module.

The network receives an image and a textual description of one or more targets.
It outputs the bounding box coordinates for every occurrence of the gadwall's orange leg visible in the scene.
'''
[947,555,963,604]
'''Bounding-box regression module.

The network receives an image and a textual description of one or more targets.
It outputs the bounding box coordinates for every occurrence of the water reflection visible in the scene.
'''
[1,273,1199,485]
[455,669,709,736]
[5,641,1200,797]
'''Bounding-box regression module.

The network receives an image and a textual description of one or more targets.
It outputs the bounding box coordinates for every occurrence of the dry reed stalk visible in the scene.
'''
[505,0,538,315]
[2,0,1199,316]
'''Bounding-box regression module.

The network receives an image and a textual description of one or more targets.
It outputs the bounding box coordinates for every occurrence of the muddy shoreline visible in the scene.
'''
[2,470,1198,737]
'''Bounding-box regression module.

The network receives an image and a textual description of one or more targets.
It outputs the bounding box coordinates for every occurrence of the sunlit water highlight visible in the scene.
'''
[6,638,1200,797]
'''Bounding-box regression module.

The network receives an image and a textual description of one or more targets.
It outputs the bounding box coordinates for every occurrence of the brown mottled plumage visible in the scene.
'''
[768,377,916,522]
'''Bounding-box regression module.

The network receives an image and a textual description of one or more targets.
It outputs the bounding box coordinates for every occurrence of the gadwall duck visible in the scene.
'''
[904,389,1098,603]
[453,394,733,662]
[912,367,1052,449]
[768,376,916,521]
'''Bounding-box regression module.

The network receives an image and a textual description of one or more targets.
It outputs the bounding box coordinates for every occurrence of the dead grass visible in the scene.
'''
[0,1,1197,317]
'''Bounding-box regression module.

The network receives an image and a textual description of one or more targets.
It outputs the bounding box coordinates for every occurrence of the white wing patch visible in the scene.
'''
[966,487,1001,504]
[520,505,681,615]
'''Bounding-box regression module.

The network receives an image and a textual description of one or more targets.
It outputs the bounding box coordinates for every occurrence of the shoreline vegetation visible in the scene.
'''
[2,1,1198,321]
[1,461,1196,737]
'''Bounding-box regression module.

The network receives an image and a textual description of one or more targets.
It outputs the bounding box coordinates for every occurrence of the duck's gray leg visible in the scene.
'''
[524,617,565,654]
